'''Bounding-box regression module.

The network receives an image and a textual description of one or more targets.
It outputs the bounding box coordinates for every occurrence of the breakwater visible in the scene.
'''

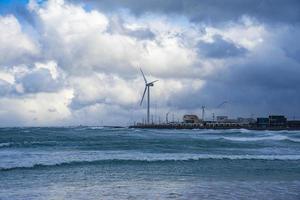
[129,123,300,130]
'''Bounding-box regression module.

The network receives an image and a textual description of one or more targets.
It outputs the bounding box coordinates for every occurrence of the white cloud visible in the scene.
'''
[0,61,65,95]
[202,19,266,50]
[29,0,201,78]
[0,89,73,126]
[0,15,39,65]
[0,71,15,84]
[35,61,60,79]
[69,73,140,109]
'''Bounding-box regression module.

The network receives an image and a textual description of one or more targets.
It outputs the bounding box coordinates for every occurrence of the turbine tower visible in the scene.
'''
[201,106,205,121]
[140,68,158,124]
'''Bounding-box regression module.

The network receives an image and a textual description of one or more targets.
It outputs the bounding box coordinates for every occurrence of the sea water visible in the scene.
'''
[0,127,300,200]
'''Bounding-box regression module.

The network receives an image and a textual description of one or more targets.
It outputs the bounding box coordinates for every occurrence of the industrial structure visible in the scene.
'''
[130,114,300,130]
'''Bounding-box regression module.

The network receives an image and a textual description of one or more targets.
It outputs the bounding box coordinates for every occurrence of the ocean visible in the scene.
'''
[0,127,300,200]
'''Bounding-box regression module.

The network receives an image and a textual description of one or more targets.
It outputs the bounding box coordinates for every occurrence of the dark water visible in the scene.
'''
[0,127,300,200]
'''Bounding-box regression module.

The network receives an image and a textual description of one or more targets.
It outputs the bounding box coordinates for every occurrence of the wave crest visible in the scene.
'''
[1,154,300,171]
[0,142,11,147]
[222,135,300,142]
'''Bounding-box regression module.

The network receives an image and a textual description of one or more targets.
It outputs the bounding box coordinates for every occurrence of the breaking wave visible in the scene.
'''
[222,135,300,143]
[0,142,11,147]
[2,154,300,171]
[1,135,300,150]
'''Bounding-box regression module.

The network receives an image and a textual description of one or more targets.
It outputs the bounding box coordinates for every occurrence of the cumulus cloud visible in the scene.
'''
[0,61,65,95]
[16,68,61,93]
[0,89,73,126]
[0,15,39,66]
[0,0,299,126]
[69,73,140,109]
[108,15,155,40]
[27,0,203,78]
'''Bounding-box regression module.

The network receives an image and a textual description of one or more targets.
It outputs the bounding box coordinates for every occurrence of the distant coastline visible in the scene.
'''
[129,123,300,131]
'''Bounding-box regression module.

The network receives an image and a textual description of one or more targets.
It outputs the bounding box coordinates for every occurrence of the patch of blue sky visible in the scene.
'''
[0,0,28,15]
[0,0,49,14]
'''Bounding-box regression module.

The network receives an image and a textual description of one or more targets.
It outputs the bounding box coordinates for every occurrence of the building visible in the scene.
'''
[237,117,256,125]
[216,116,228,122]
[287,120,300,128]
[257,118,269,128]
[269,115,287,127]
[183,115,201,123]
[257,115,287,128]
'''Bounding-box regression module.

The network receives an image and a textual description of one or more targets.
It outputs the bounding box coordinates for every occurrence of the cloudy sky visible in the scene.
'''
[0,0,299,126]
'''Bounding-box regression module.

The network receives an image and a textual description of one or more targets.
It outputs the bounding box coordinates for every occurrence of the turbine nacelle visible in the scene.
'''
[147,80,158,87]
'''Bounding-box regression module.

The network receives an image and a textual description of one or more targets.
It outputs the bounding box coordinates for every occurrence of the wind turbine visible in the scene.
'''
[140,68,158,124]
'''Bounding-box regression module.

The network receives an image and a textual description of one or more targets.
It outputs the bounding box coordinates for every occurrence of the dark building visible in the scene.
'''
[257,117,269,128]
[183,115,201,123]
[216,116,228,122]
[287,120,300,128]
[269,115,287,127]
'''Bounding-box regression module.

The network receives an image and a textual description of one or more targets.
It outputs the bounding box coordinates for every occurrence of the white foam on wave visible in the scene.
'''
[1,150,300,170]
[0,142,11,147]
[88,126,105,130]
[223,135,286,142]
[223,135,300,142]
[290,138,300,142]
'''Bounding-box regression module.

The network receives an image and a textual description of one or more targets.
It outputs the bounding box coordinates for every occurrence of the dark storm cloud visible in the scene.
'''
[276,27,300,63]
[169,50,300,118]
[197,35,247,58]
[71,0,300,24]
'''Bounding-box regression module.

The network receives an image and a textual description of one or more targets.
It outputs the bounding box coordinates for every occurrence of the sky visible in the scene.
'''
[0,0,300,126]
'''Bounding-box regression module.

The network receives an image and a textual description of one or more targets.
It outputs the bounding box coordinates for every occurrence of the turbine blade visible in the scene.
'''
[140,68,147,84]
[140,86,147,105]
[216,101,228,108]
[149,80,159,84]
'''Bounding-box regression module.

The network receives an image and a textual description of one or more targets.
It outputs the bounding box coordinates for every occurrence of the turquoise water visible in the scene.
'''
[1,127,300,199]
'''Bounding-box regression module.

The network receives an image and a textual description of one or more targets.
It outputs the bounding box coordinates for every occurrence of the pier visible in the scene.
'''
[130,115,300,130]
